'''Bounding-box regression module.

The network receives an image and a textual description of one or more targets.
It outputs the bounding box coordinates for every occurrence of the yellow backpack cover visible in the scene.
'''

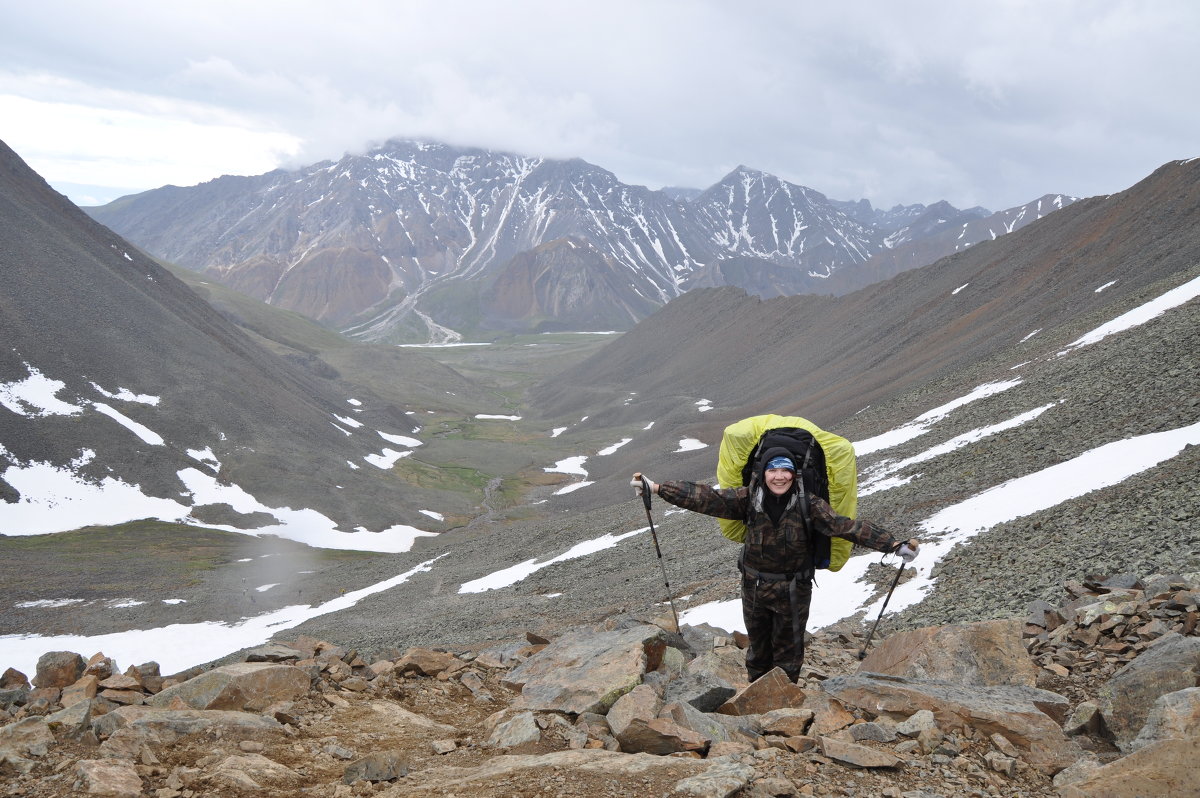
[715,414,857,571]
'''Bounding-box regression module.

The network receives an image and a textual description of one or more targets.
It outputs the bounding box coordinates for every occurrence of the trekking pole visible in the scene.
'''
[641,476,681,632]
[857,559,906,660]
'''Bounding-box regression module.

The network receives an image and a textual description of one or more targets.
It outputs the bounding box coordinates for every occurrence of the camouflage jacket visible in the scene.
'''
[656,481,901,575]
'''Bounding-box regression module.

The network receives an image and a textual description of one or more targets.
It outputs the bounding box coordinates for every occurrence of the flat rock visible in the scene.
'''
[211,752,301,788]
[74,759,143,797]
[486,710,541,748]
[243,643,305,662]
[820,736,902,768]
[92,705,284,739]
[503,623,667,714]
[147,662,310,712]
[857,619,1038,687]
[385,749,732,795]
[351,700,459,734]
[822,672,1080,775]
[344,750,408,784]
[671,758,756,796]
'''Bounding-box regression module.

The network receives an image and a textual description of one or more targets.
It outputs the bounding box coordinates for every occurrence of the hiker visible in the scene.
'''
[632,454,919,683]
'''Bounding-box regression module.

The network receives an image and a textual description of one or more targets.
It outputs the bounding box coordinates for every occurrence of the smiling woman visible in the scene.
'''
[0,90,300,205]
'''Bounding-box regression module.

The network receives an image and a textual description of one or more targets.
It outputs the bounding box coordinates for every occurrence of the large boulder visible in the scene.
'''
[662,669,736,712]
[716,668,806,716]
[92,706,284,739]
[32,651,85,689]
[503,624,667,714]
[1057,734,1200,798]
[73,759,143,797]
[1129,687,1200,751]
[0,717,54,758]
[147,662,310,712]
[1096,633,1200,752]
[822,672,1080,775]
[857,618,1038,686]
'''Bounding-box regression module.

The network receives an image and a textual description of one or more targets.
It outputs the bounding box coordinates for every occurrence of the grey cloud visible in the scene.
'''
[3,0,1198,210]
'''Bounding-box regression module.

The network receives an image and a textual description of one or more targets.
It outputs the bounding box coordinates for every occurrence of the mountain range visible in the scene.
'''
[85,140,1076,343]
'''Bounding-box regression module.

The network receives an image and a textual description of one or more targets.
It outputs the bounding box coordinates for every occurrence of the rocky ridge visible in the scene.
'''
[1,573,1196,797]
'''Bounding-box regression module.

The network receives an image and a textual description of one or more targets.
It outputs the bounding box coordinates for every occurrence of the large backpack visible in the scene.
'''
[715,414,858,571]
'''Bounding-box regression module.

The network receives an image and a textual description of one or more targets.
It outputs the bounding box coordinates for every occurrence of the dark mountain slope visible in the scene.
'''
[529,159,1200,493]
[0,139,447,533]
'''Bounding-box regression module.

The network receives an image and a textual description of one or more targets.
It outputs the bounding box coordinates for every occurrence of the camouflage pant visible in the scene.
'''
[741,571,812,683]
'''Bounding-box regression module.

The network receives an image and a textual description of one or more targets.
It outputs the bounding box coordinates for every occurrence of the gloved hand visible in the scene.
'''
[631,472,657,496]
[896,538,920,563]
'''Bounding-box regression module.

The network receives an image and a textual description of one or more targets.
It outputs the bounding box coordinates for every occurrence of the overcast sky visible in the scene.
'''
[2,1,1197,210]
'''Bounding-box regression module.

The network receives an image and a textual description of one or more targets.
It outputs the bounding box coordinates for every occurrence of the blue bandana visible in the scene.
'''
[765,456,795,472]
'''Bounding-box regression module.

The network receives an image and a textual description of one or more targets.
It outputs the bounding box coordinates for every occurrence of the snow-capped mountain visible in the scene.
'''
[87,140,1076,342]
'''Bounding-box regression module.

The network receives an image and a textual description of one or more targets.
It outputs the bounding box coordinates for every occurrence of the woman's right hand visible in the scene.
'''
[631,472,657,496]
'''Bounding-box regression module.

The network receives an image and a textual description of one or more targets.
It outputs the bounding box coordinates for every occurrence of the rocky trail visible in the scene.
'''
[1,572,1197,798]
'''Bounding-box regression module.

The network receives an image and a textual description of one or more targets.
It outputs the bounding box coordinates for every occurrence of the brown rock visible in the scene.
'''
[717,668,806,716]
[33,651,85,689]
[820,736,902,768]
[617,716,709,755]
[1063,702,1104,737]
[394,647,461,677]
[343,750,408,784]
[486,711,542,748]
[74,759,143,796]
[784,735,818,753]
[98,674,142,691]
[802,691,856,736]
[92,705,284,739]
[125,663,163,694]
[503,624,667,714]
[759,708,814,738]
[99,689,145,706]
[822,672,1080,775]
[659,701,732,746]
[1058,734,1200,797]
[62,675,101,707]
[858,618,1038,687]
[0,669,29,689]
[211,753,301,788]
[85,654,117,680]
[147,662,310,712]
[0,717,54,757]
[709,740,756,757]
[28,686,61,706]
[608,684,662,734]
[1129,687,1200,751]
[1097,632,1200,752]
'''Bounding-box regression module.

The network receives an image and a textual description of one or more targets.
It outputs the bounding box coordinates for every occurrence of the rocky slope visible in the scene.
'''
[1,572,1196,797]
